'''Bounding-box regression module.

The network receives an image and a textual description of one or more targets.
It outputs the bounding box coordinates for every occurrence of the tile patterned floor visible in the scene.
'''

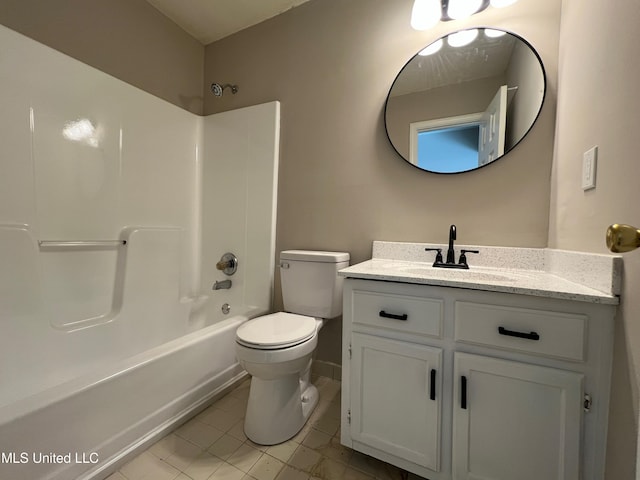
[106,377,417,480]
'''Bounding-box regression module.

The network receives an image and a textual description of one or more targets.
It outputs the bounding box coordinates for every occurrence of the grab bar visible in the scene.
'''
[39,240,126,249]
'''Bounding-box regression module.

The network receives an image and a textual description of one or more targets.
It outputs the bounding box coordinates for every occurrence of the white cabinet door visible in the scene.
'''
[453,353,583,480]
[350,333,442,471]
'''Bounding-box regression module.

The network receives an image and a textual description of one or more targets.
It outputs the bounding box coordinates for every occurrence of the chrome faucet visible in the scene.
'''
[425,224,479,269]
[212,279,232,290]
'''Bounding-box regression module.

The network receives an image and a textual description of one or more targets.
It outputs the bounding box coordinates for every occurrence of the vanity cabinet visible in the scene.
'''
[452,353,582,480]
[341,278,615,480]
[350,333,442,471]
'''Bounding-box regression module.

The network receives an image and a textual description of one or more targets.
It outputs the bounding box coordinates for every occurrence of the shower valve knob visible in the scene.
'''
[216,252,238,275]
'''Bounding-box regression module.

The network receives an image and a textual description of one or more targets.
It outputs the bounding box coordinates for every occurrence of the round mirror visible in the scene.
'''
[384,28,546,174]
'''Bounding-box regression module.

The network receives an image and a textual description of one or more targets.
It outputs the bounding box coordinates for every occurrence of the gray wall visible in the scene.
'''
[203,0,560,365]
[3,0,636,477]
[551,0,640,478]
[0,0,204,114]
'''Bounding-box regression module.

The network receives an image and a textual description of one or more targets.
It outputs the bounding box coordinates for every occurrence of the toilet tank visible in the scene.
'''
[280,250,350,319]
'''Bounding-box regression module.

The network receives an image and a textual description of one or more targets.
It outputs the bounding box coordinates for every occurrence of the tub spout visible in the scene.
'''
[213,279,232,290]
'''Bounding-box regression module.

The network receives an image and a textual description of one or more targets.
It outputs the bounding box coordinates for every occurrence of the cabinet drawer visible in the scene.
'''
[352,290,443,338]
[454,301,586,361]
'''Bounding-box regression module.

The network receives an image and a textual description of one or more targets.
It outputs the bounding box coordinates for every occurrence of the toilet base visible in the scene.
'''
[244,374,319,445]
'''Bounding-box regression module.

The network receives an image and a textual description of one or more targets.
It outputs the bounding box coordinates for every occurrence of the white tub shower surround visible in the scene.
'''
[0,24,280,480]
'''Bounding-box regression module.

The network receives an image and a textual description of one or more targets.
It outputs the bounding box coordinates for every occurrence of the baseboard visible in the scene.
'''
[312,360,342,381]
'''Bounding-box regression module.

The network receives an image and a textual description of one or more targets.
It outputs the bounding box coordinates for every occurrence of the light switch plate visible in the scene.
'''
[582,146,598,190]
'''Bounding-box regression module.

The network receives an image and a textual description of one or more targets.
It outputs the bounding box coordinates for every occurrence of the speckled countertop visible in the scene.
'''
[339,241,622,305]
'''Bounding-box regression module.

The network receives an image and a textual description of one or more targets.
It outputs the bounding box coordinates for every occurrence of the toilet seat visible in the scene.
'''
[236,312,317,350]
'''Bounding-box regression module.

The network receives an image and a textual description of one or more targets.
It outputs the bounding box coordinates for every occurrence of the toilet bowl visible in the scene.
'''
[235,250,349,445]
[236,313,322,444]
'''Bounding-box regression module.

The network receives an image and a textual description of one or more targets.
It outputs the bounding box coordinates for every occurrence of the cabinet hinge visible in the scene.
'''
[584,393,592,413]
[347,409,351,424]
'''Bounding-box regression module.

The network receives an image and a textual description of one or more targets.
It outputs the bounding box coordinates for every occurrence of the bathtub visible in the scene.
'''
[0,302,264,480]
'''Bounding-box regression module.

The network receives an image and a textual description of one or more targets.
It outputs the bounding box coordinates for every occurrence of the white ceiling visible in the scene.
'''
[146,0,311,45]
[390,33,517,97]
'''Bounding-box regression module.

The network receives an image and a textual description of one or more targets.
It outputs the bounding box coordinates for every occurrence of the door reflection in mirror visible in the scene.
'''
[411,84,507,172]
[416,124,480,173]
[385,29,545,174]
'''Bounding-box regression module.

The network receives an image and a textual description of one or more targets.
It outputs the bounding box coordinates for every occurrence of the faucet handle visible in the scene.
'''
[458,249,479,267]
[425,248,443,265]
[216,252,238,275]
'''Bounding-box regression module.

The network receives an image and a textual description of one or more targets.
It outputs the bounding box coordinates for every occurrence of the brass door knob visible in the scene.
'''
[606,224,640,253]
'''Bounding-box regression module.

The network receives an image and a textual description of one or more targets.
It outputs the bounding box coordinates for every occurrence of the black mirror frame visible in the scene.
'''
[384,28,547,175]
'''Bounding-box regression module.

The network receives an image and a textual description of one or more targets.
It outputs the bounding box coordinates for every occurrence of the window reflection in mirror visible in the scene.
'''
[384,29,546,174]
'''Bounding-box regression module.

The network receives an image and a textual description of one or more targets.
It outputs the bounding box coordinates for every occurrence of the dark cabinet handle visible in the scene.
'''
[430,369,436,401]
[461,376,467,409]
[379,310,408,321]
[498,326,540,341]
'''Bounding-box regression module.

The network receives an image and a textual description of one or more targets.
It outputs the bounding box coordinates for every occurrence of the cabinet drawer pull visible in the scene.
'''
[461,376,468,409]
[379,310,408,321]
[498,326,540,341]
[430,369,436,401]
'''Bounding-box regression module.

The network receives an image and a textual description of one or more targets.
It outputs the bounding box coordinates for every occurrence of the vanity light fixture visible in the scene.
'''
[411,0,519,31]
[410,0,442,31]
[490,0,519,7]
[447,0,483,20]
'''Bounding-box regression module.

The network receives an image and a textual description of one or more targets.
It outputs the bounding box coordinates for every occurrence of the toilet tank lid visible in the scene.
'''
[281,250,349,263]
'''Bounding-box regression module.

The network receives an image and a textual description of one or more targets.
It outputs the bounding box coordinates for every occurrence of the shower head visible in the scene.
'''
[211,83,238,97]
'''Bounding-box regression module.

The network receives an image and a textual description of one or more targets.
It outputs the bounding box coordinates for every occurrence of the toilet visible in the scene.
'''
[235,250,350,445]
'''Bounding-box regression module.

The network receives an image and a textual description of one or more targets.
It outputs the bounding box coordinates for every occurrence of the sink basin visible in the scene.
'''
[375,261,530,283]
[402,268,520,283]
